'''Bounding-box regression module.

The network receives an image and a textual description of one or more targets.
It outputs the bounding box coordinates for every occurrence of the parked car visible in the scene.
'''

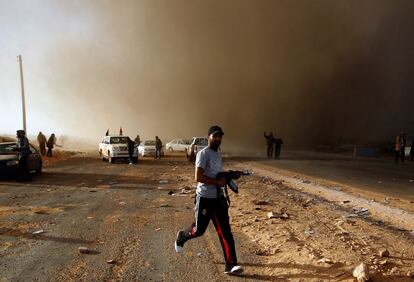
[186,137,208,159]
[99,136,138,163]
[165,139,190,152]
[0,142,42,176]
[138,140,156,157]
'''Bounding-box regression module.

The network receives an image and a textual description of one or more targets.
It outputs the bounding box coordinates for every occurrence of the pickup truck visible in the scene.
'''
[186,137,208,160]
[99,136,138,163]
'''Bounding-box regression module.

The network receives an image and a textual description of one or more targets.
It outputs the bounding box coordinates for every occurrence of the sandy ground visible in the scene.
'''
[0,152,413,281]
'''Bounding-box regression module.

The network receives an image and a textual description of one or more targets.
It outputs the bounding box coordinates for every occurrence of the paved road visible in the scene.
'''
[0,156,260,281]
[248,151,414,201]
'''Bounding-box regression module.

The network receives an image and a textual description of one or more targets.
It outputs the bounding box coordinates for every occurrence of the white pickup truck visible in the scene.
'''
[186,137,208,160]
[99,136,138,163]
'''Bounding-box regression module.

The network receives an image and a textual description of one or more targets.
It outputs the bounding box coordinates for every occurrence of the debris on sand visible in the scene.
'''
[32,229,44,235]
[317,257,334,264]
[168,191,174,195]
[304,227,314,237]
[160,204,172,208]
[280,213,289,219]
[266,211,289,220]
[180,188,193,194]
[78,247,90,254]
[353,263,370,282]
[334,220,349,234]
[155,228,163,231]
[252,200,271,205]
[106,259,116,264]
[159,180,169,184]
[379,249,390,257]
[267,212,276,219]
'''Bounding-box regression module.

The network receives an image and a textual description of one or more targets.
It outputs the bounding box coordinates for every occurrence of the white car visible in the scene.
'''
[138,140,156,157]
[99,136,138,163]
[186,137,208,159]
[165,139,190,152]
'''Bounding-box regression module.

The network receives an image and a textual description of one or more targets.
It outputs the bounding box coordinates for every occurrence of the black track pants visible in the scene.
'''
[178,195,237,267]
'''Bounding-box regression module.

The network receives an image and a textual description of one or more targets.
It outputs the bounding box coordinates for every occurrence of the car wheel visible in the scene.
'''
[35,163,42,175]
[109,154,114,163]
[99,150,105,161]
[168,147,173,152]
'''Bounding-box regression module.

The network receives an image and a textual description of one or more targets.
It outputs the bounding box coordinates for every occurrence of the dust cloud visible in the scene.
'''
[1,0,414,152]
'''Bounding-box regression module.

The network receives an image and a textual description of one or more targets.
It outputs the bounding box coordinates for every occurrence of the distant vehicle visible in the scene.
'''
[138,140,155,157]
[165,139,190,152]
[186,137,208,159]
[99,136,138,163]
[138,140,165,157]
[0,142,42,176]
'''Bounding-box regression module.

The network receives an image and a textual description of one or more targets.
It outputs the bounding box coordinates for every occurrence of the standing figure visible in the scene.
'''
[127,137,136,165]
[410,139,414,162]
[47,134,56,157]
[105,129,110,136]
[274,137,283,160]
[134,135,141,146]
[155,136,162,159]
[37,131,47,156]
[14,130,31,181]
[174,125,243,275]
[395,133,402,165]
[264,132,275,158]
[400,132,407,163]
[119,127,123,136]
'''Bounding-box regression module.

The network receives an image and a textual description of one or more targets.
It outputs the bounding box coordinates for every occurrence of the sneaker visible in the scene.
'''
[174,231,184,253]
[224,265,243,275]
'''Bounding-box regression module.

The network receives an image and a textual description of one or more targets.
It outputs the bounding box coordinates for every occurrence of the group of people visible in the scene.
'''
[264,131,283,159]
[36,132,56,157]
[395,132,414,165]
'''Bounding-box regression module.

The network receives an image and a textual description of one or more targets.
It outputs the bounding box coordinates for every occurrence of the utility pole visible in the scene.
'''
[17,55,27,133]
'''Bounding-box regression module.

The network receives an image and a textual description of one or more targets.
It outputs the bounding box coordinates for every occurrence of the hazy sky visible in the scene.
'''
[1,0,414,150]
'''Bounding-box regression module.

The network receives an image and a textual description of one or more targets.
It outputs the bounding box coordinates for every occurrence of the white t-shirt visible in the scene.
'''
[195,147,223,198]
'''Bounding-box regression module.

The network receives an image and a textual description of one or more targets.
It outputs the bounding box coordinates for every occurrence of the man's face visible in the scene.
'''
[208,133,223,150]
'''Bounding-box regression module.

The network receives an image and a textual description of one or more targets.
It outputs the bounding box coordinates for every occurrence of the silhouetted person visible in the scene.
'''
[37,131,47,156]
[47,134,56,157]
[410,139,414,162]
[400,132,407,163]
[155,136,163,159]
[264,132,275,158]
[395,133,402,165]
[14,130,31,181]
[127,137,136,165]
[134,135,141,146]
[105,128,109,136]
[274,137,283,160]
[119,127,123,136]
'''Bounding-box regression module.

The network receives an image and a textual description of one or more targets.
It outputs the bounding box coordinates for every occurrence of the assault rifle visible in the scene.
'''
[216,170,251,194]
